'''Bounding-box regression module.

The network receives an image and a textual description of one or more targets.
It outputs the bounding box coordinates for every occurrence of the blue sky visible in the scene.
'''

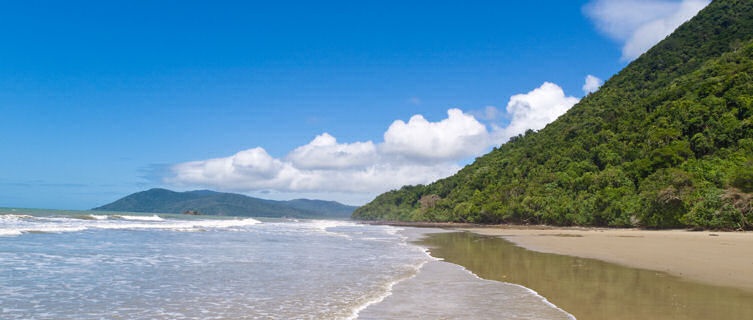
[0,0,708,209]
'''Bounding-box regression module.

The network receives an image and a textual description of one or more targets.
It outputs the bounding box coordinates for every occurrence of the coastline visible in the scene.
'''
[360,221,753,292]
[462,226,753,292]
[357,227,575,320]
[409,227,753,319]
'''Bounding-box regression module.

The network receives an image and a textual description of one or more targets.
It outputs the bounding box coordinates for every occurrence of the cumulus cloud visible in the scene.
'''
[286,133,377,170]
[167,147,460,196]
[166,83,581,203]
[584,0,710,61]
[170,148,295,191]
[166,110,485,200]
[493,82,579,142]
[583,75,603,94]
[381,109,490,161]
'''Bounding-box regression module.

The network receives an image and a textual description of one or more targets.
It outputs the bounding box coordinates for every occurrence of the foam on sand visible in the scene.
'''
[357,259,575,320]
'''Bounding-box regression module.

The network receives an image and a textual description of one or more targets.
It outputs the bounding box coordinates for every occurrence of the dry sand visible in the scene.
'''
[461,227,753,291]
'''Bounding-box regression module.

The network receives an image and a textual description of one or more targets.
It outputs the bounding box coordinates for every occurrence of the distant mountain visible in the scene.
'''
[354,0,753,230]
[93,188,357,219]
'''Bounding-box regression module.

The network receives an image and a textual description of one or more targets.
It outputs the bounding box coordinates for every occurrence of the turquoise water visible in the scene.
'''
[0,208,569,319]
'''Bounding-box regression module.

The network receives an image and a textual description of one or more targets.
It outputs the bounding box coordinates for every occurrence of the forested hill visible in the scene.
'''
[94,188,357,219]
[353,0,753,230]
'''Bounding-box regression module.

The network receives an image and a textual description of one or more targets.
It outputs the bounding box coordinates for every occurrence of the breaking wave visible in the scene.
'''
[0,213,261,237]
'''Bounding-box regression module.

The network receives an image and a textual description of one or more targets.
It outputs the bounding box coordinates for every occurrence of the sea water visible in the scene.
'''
[0,208,571,319]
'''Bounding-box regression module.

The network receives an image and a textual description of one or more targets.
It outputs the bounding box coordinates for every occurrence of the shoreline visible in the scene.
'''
[357,227,575,320]
[360,221,753,292]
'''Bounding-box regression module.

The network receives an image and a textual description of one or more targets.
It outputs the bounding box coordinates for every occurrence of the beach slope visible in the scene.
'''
[463,227,753,291]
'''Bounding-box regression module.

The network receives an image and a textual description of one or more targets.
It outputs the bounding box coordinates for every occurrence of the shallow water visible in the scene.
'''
[0,209,574,319]
[419,231,753,320]
[0,209,432,319]
[359,260,574,320]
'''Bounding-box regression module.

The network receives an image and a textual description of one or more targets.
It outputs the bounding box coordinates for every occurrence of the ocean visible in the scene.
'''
[0,208,572,319]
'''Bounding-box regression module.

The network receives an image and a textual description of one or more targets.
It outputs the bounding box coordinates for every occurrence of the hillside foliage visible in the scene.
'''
[353,0,753,230]
[95,188,356,219]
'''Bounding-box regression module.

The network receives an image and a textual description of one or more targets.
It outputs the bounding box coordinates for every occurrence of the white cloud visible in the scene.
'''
[583,75,603,94]
[584,0,710,61]
[286,133,377,170]
[166,83,581,204]
[169,148,297,191]
[381,108,490,161]
[167,146,461,199]
[166,111,480,202]
[493,82,579,142]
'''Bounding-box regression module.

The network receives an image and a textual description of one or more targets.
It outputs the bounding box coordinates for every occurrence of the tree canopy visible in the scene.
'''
[353,0,753,230]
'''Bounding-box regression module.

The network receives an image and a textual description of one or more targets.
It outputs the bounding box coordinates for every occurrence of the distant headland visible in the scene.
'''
[94,188,357,219]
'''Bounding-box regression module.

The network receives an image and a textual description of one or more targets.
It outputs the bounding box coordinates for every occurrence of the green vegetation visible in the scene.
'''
[353,0,753,230]
[94,188,356,219]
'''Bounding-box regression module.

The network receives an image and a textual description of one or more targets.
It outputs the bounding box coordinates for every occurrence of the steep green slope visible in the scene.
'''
[353,0,753,229]
[94,188,357,219]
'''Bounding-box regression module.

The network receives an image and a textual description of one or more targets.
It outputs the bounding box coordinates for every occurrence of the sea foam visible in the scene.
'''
[117,215,164,221]
[0,213,262,237]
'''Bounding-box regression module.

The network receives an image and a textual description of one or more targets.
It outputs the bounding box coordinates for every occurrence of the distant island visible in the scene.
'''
[354,0,753,230]
[94,188,357,219]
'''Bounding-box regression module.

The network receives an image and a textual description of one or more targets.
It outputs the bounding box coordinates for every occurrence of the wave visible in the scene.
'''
[115,215,164,221]
[304,220,357,239]
[345,228,436,320]
[0,214,36,220]
[346,259,429,320]
[0,225,88,236]
[423,252,576,320]
[71,214,109,220]
[188,218,261,228]
[0,214,261,237]
[0,229,23,236]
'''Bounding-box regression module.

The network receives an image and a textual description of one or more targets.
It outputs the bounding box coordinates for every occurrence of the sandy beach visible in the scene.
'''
[412,228,753,319]
[461,226,753,291]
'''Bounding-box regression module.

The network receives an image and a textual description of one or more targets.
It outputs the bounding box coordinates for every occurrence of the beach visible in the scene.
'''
[359,228,575,320]
[461,226,753,291]
[5,209,753,319]
[411,228,753,319]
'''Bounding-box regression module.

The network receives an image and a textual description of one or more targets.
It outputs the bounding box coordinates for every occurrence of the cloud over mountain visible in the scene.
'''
[492,82,580,143]
[584,0,709,61]
[583,75,603,94]
[166,82,580,202]
[381,109,491,161]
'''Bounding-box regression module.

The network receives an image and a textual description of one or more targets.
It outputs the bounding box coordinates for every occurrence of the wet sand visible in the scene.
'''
[358,260,574,320]
[462,227,753,291]
[359,228,574,320]
[418,231,753,320]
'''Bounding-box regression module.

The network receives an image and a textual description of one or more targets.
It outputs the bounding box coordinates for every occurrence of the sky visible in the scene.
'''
[0,0,710,209]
